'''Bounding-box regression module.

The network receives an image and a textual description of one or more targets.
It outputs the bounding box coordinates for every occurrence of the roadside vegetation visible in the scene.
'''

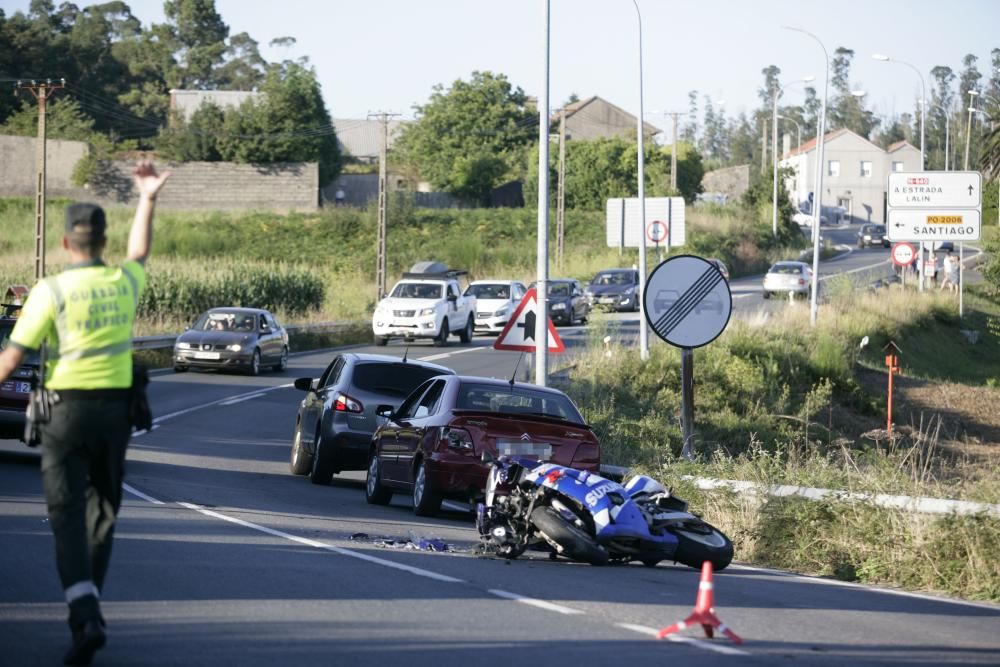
[0,194,804,333]
[560,272,1000,601]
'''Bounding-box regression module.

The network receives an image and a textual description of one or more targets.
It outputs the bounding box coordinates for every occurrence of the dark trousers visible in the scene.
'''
[40,395,130,627]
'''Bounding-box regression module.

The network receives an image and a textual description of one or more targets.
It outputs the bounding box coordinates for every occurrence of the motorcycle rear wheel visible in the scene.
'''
[531,507,609,566]
[671,520,734,571]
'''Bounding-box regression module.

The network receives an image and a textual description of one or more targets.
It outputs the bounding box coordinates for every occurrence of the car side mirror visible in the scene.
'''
[481,451,495,465]
[447,294,457,302]
[376,404,395,418]
[293,377,314,392]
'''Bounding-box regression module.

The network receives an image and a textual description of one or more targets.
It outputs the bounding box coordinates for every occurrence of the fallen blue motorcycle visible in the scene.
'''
[476,454,733,570]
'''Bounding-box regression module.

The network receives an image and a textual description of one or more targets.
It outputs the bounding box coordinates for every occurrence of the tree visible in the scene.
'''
[524,136,703,210]
[682,90,699,144]
[0,97,96,141]
[163,0,228,89]
[156,101,225,161]
[216,61,340,182]
[212,32,267,89]
[394,71,535,204]
[826,47,879,138]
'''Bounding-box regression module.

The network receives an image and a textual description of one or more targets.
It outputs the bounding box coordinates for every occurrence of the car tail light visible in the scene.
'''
[334,392,363,413]
[440,426,474,450]
[798,279,805,285]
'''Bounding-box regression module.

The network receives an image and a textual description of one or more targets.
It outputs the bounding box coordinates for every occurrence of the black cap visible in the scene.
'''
[65,203,107,241]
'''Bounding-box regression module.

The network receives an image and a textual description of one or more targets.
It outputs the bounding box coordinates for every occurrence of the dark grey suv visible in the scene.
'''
[289,353,454,484]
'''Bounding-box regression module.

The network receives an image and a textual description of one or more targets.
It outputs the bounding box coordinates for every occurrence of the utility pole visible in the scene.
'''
[556,108,566,268]
[16,79,65,280]
[368,111,399,299]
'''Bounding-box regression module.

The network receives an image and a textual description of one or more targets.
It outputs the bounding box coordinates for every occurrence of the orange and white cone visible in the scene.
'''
[657,561,743,644]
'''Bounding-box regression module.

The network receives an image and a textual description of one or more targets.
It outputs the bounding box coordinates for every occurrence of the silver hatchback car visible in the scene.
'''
[762,261,813,299]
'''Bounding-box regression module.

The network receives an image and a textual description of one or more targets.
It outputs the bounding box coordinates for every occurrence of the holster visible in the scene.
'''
[129,364,153,432]
[23,384,52,448]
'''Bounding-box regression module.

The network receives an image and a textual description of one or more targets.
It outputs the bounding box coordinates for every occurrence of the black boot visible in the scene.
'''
[63,617,106,666]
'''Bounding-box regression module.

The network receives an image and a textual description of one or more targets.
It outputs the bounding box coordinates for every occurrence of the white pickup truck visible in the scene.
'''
[372,263,476,347]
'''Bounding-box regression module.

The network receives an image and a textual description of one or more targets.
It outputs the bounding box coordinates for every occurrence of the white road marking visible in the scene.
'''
[151,383,294,425]
[177,501,465,584]
[417,347,482,362]
[488,589,584,615]
[122,483,164,505]
[218,392,269,406]
[617,623,749,656]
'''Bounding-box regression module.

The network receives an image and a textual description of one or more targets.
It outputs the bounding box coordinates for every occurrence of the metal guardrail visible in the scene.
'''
[132,320,356,351]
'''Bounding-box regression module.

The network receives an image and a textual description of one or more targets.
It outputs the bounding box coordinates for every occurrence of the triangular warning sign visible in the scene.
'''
[493,287,565,353]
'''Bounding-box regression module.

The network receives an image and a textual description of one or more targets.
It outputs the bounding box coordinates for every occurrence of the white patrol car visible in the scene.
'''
[372,262,477,347]
[463,280,527,334]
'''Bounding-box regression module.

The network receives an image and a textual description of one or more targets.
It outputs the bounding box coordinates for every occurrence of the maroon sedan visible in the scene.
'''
[365,375,600,516]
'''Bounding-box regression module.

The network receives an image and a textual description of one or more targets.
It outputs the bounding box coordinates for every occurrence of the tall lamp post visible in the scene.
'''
[964,90,980,170]
[873,54,926,169]
[874,54,927,291]
[784,26,829,327]
[772,76,815,239]
[534,0,550,385]
[631,0,649,360]
[921,100,950,171]
[777,114,803,153]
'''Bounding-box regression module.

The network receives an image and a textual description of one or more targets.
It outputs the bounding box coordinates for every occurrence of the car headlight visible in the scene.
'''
[418,307,436,317]
[493,306,508,317]
[176,342,192,350]
[227,344,242,352]
[551,303,566,311]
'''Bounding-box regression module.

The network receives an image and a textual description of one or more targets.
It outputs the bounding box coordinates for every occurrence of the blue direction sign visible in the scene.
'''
[643,255,732,348]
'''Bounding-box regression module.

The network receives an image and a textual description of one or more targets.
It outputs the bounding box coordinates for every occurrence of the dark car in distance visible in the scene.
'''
[290,353,455,484]
[173,307,289,376]
[585,268,640,312]
[530,279,590,326]
[857,224,890,248]
[365,375,600,516]
[0,304,38,441]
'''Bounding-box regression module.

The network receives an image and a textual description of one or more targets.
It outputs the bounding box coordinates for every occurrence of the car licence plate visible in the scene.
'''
[194,351,220,360]
[599,297,614,304]
[496,440,552,460]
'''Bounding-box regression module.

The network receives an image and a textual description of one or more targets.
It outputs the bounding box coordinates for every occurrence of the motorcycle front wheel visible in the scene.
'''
[671,520,734,571]
[531,507,609,566]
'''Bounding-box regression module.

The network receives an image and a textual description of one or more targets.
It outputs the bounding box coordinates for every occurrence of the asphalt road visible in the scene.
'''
[1,227,997,666]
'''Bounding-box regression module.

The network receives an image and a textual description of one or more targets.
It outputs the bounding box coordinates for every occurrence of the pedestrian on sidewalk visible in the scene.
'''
[0,162,169,665]
[940,250,958,293]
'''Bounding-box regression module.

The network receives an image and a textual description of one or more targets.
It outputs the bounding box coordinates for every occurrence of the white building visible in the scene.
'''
[780,128,921,224]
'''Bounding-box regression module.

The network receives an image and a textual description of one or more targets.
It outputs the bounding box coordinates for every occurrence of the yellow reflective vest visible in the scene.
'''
[10,260,146,390]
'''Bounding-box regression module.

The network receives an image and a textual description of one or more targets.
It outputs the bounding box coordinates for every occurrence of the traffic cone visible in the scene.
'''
[657,561,743,644]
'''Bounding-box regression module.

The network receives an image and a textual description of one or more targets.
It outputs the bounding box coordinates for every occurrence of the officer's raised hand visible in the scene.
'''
[127,161,170,265]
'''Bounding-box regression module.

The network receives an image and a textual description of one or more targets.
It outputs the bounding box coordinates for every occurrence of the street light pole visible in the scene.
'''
[785,27,828,327]
[964,90,979,170]
[534,0,550,385]
[777,114,803,153]
[632,0,649,360]
[874,54,927,291]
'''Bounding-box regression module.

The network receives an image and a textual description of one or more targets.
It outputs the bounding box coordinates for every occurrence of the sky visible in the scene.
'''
[3,0,999,129]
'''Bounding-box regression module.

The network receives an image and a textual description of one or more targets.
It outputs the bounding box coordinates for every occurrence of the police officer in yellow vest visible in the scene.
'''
[0,161,169,665]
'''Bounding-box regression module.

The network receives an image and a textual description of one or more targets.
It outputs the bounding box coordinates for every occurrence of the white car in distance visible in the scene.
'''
[372,263,476,347]
[464,280,527,334]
